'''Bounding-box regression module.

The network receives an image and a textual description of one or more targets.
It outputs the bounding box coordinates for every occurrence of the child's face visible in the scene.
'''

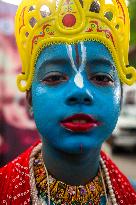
[32,41,121,154]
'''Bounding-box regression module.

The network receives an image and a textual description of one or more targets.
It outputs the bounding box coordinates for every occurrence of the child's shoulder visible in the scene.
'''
[0,141,40,205]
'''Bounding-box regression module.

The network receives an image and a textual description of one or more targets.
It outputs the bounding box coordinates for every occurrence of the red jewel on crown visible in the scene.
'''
[62,13,76,27]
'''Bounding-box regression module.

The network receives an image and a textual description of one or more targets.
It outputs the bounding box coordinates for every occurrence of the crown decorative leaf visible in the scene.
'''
[15,0,136,92]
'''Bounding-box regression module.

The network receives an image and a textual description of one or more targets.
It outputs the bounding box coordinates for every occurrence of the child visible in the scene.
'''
[0,0,136,204]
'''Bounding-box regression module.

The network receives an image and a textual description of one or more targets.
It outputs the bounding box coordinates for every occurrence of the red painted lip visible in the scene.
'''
[60,114,101,132]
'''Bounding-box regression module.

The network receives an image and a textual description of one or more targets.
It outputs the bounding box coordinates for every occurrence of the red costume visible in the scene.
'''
[0,142,136,205]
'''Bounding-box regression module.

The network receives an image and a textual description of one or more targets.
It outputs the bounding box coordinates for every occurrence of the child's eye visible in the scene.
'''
[89,73,114,86]
[41,72,68,85]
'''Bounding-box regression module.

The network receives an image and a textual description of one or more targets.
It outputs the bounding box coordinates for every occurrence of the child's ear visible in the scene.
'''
[26,90,32,107]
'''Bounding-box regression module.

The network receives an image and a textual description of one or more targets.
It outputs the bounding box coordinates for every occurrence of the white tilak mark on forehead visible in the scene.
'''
[66,42,87,89]
[67,44,77,72]
[80,42,87,72]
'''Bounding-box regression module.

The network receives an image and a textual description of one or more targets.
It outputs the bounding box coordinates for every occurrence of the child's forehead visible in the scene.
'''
[36,41,113,66]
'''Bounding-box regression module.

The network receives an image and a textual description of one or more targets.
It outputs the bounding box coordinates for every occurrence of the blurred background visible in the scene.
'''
[0,0,136,186]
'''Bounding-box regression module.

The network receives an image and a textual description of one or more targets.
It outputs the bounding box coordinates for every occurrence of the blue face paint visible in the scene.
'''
[32,41,121,154]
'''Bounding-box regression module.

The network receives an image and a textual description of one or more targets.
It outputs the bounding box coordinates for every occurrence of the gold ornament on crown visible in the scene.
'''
[15,0,136,92]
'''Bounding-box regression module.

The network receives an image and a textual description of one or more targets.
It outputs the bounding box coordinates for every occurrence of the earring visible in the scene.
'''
[29,106,33,117]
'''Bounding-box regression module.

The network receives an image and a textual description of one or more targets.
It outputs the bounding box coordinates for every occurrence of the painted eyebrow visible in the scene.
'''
[38,59,70,70]
[88,58,115,68]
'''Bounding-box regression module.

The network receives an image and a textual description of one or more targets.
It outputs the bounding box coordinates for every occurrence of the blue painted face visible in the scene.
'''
[32,41,121,154]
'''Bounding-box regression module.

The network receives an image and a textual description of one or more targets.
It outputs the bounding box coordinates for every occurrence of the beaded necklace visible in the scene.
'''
[33,151,106,205]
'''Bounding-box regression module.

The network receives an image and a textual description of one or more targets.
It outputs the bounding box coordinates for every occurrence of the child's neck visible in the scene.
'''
[42,142,101,185]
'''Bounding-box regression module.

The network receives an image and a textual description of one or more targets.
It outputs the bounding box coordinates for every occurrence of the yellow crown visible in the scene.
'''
[15,0,136,92]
